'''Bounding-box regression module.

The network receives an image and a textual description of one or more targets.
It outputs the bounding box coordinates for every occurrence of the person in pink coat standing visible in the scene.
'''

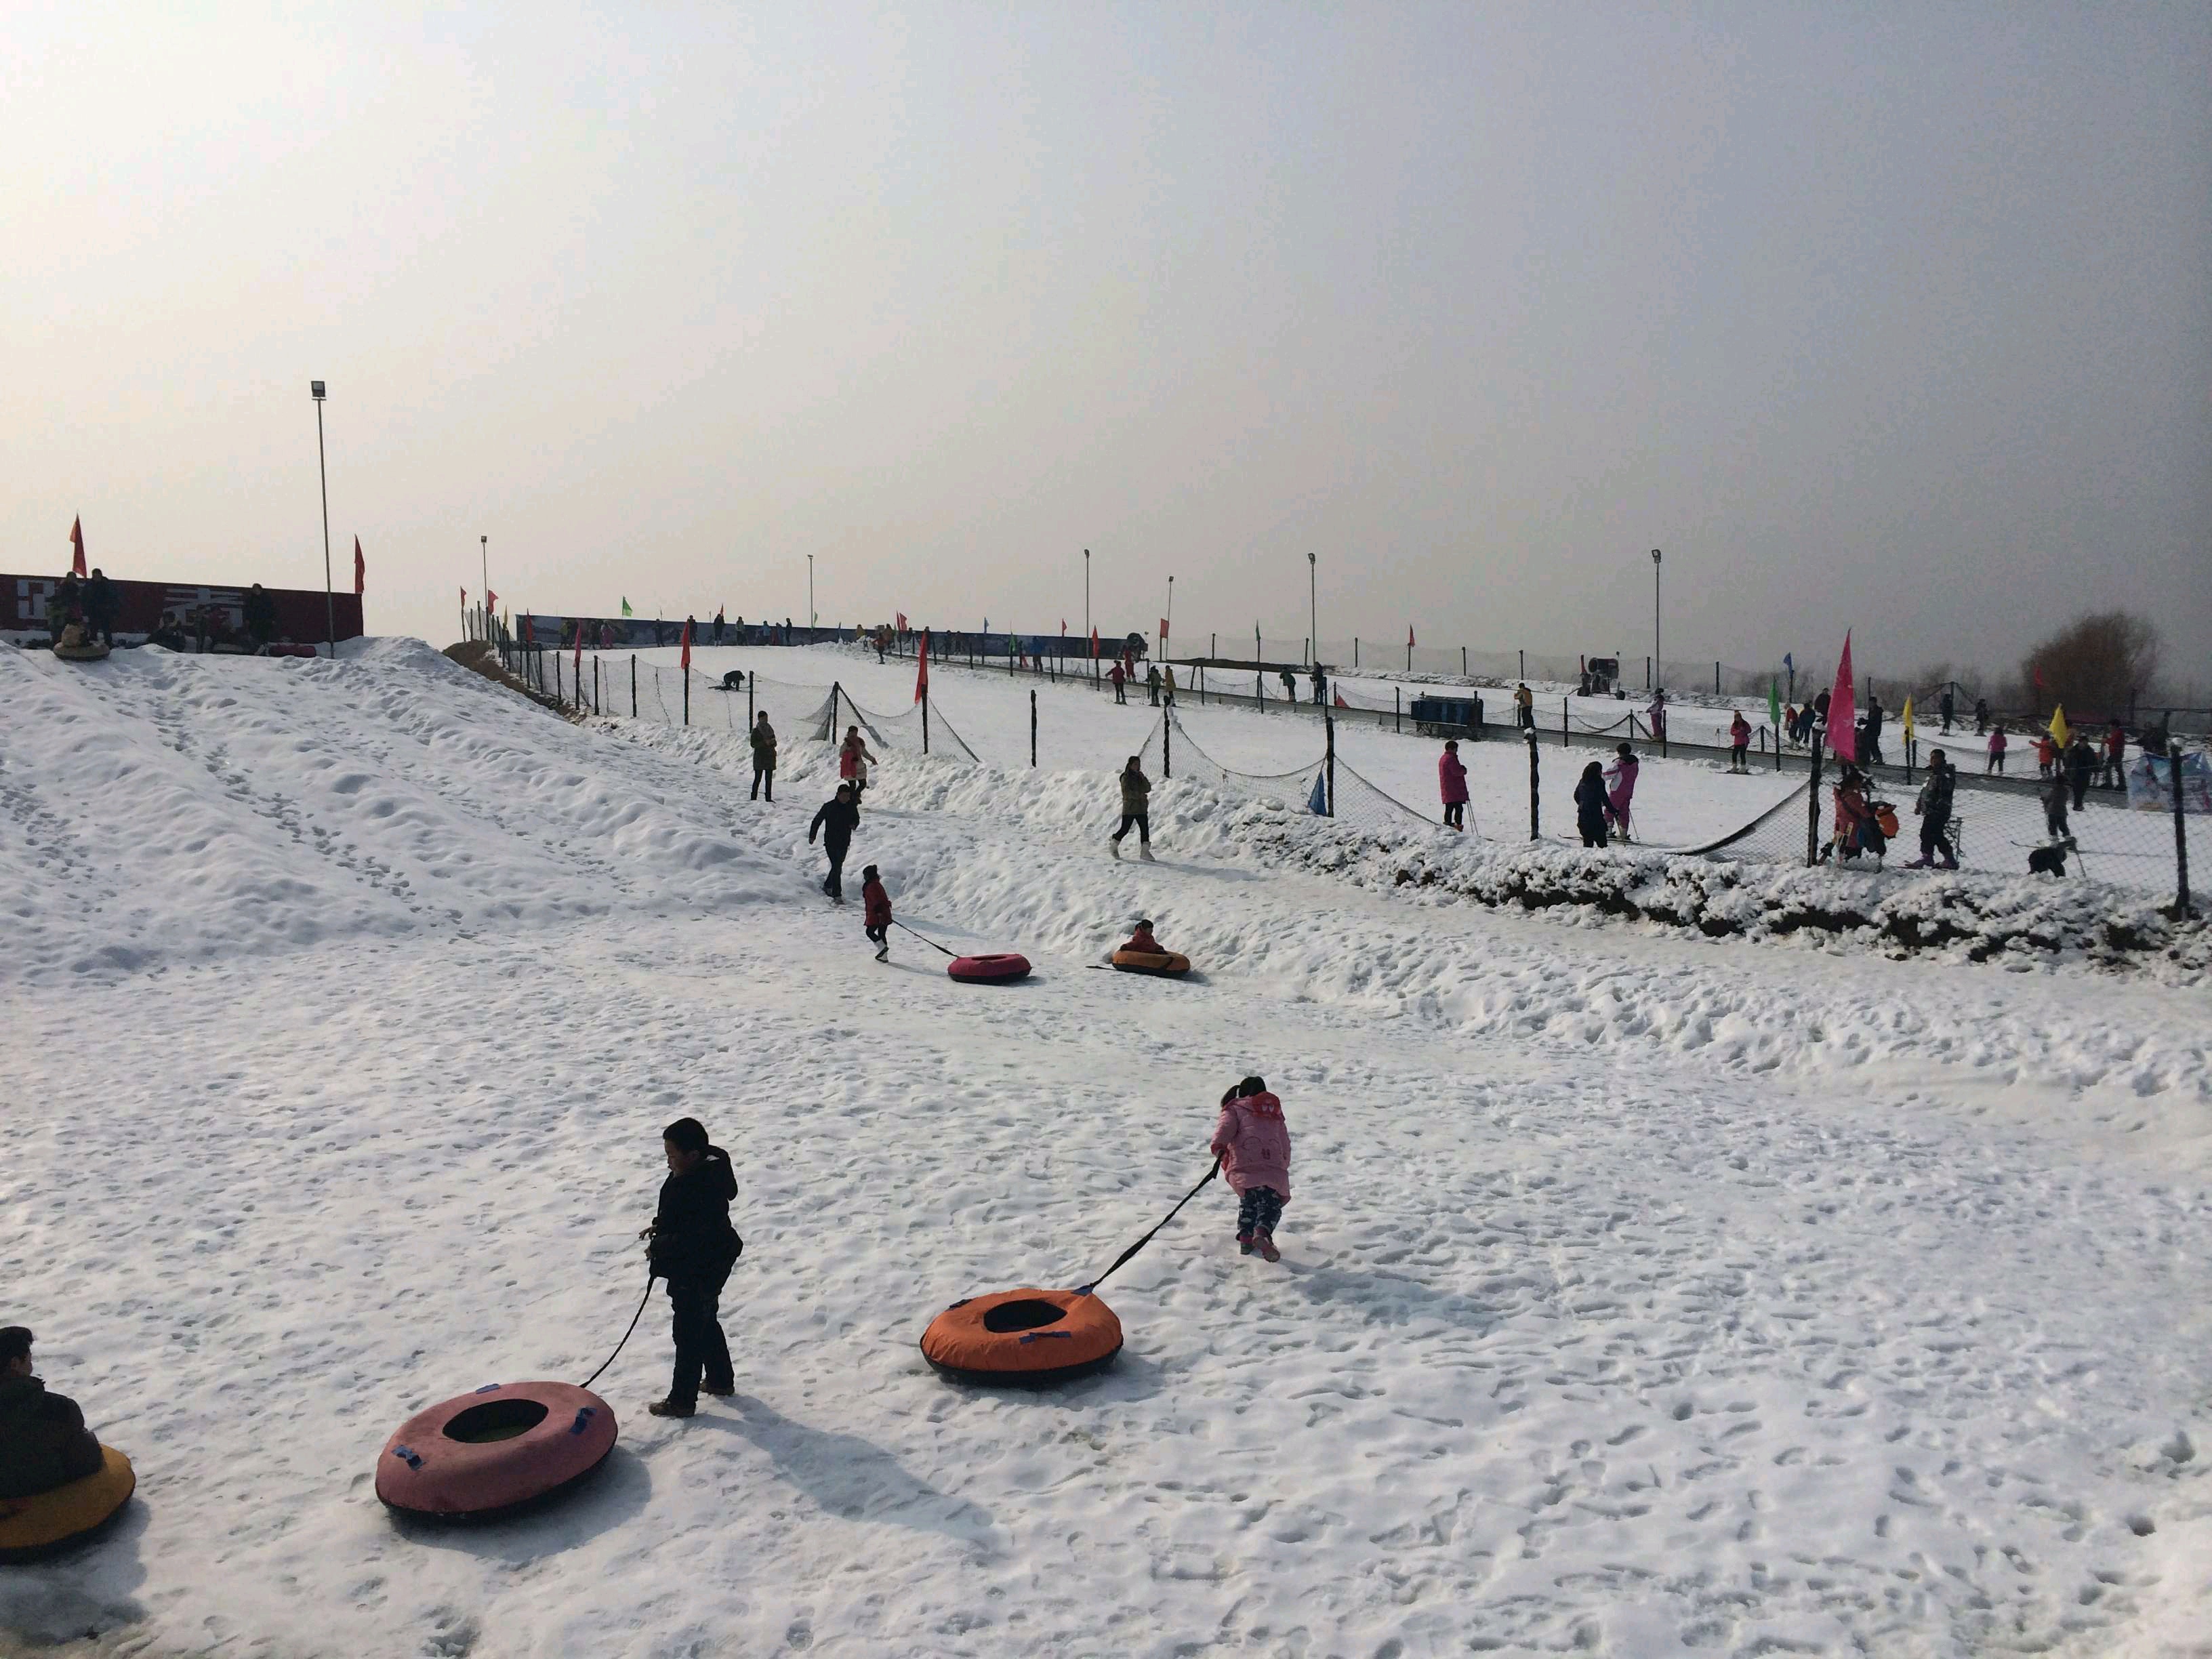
[1437,739,1469,830]
[1210,1076,1292,1262]
[1603,743,1641,842]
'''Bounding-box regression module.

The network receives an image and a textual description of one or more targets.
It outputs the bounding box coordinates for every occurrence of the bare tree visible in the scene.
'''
[2020,611,2160,720]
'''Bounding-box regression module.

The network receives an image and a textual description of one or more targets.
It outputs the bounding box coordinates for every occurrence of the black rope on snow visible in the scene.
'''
[577,1273,657,1392]
[1080,1159,1221,1293]
[892,918,960,958]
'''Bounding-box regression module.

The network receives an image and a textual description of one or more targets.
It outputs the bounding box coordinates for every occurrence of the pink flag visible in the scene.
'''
[1826,632,1858,764]
[914,630,930,703]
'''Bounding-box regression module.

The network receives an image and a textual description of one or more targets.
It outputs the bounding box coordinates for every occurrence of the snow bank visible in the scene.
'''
[0,639,785,986]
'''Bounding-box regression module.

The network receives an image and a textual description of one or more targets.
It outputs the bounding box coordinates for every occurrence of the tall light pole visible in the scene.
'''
[1307,551,1317,666]
[1651,548,1662,691]
[1166,573,1174,654]
[1083,548,1092,680]
[807,555,815,630]
[310,381,334,657]
[479,535,489,634]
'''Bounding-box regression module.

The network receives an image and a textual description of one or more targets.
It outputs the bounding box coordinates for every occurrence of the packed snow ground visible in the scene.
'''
[3,640,2209,1659]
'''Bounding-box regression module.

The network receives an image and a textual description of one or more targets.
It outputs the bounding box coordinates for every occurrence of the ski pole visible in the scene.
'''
[893,918,959,958]
[1080,1158,1220,1292]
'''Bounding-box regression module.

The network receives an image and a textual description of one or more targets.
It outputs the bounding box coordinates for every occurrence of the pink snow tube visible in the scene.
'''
[375,1380,617,1520]
[947,953,1031,983]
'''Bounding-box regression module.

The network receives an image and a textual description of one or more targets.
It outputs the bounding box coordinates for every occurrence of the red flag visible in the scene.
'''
[1407,625,1415,648]
[1333,689,1348,708]
[69,516,85,577]
[460,586,467,607]
[1827,631,1858,764]
[1059,619,1066,634]
[679,617,692,670]
[352,537,365,597]
[485,590,497,615]
[1090,628,1099,658]
[1159,617,1169,643]
[914,630,930,703]
[895,611,907,632]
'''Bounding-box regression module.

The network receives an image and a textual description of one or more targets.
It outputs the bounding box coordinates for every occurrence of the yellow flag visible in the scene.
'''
[2049,704,2069,750]
[1901,695,1915,741]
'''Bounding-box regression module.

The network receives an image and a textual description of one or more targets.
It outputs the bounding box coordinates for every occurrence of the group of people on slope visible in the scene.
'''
[1572,745,1642,847]
[1108,659,1179,708]
[806,726,881,901]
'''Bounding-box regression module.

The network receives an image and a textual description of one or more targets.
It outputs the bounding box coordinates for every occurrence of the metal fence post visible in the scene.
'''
[630,655,638,718]
[682,665,689,726]
[593,657,600,716]
[1394,687,1401,734]
[1324,715,1335,817]
[556,651,563,707]
[922,686,930,754]
[2176,745,2195,918]
[1807,728,1826,866]
[1715,661,1720,695]
[1030,691,1037,768]
[1561,697,1569,750]
[1164,710,1173,780]
[1526,727,1539,841]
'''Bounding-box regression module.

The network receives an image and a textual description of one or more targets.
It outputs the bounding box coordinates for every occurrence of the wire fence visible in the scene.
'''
[489,625,2203,914]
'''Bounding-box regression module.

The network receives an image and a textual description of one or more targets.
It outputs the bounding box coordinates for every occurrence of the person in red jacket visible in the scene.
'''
[1729,710,1753,773]
[1108,660,1127,704]
[1437,740,1469,830]
[1118,918,1164,955]
[2102,720,2127,790]
[861,865,892,961]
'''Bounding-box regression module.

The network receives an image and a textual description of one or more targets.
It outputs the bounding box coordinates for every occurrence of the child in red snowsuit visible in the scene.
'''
[1210,1076,1292,1262]
[861,865,891,962]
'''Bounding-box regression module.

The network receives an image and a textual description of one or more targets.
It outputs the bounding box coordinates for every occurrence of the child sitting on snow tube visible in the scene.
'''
[0,1327,104,1500]
[1210,1078,1292,1263]
[1118,920,1163,956]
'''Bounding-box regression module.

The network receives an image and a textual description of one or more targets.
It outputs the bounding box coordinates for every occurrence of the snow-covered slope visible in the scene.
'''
[4,639,2208,1659]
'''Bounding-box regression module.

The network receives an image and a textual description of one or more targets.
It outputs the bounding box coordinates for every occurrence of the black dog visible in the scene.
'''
[2028,840,2073,877]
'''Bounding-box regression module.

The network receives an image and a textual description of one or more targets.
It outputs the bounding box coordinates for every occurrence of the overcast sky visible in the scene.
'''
[6,3,2207,680]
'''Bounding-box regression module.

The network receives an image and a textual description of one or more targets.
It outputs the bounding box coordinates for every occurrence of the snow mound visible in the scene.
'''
[0,640,785,985]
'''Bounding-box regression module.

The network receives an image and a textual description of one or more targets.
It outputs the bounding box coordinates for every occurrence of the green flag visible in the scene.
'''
[1769,678,1782,731]
[620,597,632,617]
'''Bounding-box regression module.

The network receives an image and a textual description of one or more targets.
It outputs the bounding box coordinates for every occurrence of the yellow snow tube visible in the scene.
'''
[0,1446,136,1563]
[1111,949,1191,978]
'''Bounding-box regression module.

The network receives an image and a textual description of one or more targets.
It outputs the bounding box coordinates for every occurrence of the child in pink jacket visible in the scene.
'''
[1210,1076,1292,1261]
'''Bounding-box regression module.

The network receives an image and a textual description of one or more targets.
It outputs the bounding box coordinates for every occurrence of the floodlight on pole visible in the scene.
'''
[310,382,334,658]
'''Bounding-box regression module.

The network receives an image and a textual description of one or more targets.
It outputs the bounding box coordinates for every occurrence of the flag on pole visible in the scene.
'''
[620,597,632,617]
[1827,632,1857,763]
[2049,703,2069,752]
[1160,617,1169,644]
[353,537,365,596]
[1332,689,1348,708]
[1407,626,1415,648]
[485,590,497,615]
[461,587,467,607]
[895,611,907,632]
[678,617,692,671]
[914,630,930,703]
[1768,678,1782,733]
[1901,694,1915,743]
[1307,773,1328,815]
[1783,652,1794,674]
[1090,628,1099,658]
[573,619,584,676]
[69,517,85,577]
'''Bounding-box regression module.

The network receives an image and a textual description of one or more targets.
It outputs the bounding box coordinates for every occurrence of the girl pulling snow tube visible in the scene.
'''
[920,1288,1122,1386]
[946,953,1031,984]
[0,1446,135,1563]
[375,1380,616,1521]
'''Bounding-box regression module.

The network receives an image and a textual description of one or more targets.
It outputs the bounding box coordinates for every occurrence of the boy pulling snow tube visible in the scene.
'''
[1110,949,1191,978]
[375,1381,616,1521]
[0,1446,136,1563]
[920,1287,1123,1387]
[946,953,1031,984]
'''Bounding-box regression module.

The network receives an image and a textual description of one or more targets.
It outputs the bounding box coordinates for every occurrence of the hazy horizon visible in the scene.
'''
[6,4,2207,684]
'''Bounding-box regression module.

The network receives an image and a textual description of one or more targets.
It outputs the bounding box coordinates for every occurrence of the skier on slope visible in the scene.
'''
[1110,756,1155,860]
[1211,1076,1292,1263]
[809,783,861,899]
[1603,743,1641,842]
[640,1118,742,1419]
[861,865,892,962]
[1437,739,1469,830]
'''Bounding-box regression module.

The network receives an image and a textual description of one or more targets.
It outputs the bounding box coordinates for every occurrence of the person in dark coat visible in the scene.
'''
[1908,749,1959,868]
[242,583,278,649]
[641,1121,741,1418]
[2042,771,2072,843]
[808,783,860,899]
[49,572,84,644]
[82,569,119,648]
[1973,697,1989,735]
[1860,694,1884,766]
[1110,756,1154,860]
[861,864,892,961]
[0,1326,106,1499]
[749,712,777,802]
[2066,735,2097,811]
[1939,687,1955,734]
[1572,760,1611,848]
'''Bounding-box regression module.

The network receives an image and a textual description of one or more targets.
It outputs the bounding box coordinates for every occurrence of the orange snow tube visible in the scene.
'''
[920,1288,1124,1386]
[0,1446,136,1563]
[1110,949,1191,978]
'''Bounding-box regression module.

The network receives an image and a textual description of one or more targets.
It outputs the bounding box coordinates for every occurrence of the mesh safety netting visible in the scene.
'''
[572,657,980,764]
[1140,714,1452,836]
